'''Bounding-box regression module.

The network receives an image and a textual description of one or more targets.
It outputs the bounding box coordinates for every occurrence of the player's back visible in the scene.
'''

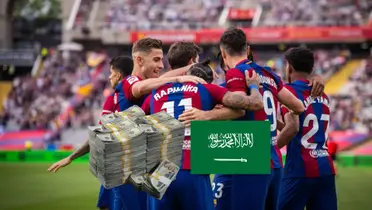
[283,79,335,178]
[234,61,283,168]
[147,82,222,170]
[149,82,217,118]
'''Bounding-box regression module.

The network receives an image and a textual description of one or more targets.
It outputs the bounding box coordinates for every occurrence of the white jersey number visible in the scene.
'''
[212,182,224,199]
[263,90,277,132]
[161,98,192,117]
[301,114,330,149]
[161,98,192,136]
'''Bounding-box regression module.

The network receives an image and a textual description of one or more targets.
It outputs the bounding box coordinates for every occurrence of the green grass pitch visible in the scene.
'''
[0,163,371,210]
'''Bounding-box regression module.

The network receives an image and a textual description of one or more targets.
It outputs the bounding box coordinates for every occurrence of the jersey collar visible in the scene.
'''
[294,79,310,84]
[235,59,252,67]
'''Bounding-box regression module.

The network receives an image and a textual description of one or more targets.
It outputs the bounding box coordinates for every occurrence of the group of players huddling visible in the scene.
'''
[48,27,337,210]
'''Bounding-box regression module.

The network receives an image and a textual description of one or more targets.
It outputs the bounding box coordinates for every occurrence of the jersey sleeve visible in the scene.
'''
[101,95,115,116]
[225,68,247,92]
[141,95,152,115]
[276,75,284,92]
[280,104,290,120]
[203,84,228,104]
[120,76,142,101]
[280,84,296,120]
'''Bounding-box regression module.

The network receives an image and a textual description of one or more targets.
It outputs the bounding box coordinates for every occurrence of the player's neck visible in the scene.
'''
[291,72,310,82]
[132,67,145,79]
[229,56,248,68]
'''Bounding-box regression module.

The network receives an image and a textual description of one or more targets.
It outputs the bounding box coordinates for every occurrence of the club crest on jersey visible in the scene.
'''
[309,149,329,158]
[127,76,139,85]
[154,85,198,101]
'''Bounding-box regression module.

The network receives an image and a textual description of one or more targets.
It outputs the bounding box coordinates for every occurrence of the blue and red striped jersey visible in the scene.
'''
[225,59,284,169]
[115,75,145,111]
[98,93,121,125]
[141,82,228,170]
[101,93,120,115]
[282,79,335,178]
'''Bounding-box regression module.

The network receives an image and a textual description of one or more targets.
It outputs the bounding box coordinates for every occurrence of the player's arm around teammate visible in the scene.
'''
[277,111,299,148]
[179,69,264,126]
[130,75,206,99]
[219,70,263,110]
[277,75,325,132]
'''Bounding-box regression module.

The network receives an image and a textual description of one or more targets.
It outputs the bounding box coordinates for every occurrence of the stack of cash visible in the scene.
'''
[142,159,180,200]
[88,106,147,189]
[142,112,185,173]
[88,106,185,198]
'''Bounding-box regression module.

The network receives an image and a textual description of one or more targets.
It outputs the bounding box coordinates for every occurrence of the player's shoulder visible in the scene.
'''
[226,68,245,84]
[260,66,283,82]
[124,75,141,85]
[226,67,244,76]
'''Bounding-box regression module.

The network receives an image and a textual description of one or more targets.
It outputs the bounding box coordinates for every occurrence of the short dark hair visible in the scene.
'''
[219,27,247,56]
[284,47,314,74]
[132,37,162,54]
[188,59,214,84]
[109,56,133,77]
[167,42,202,69]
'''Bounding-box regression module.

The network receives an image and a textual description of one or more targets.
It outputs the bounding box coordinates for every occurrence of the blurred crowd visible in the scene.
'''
[75,0,94,26]
[72,0,372,30]
[105,0,224,30]
[0,51,106,133]
[330,57,372,133]
[259,0,372,26]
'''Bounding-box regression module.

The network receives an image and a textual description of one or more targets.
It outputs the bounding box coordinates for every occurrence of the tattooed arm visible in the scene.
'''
[222,89,263,110]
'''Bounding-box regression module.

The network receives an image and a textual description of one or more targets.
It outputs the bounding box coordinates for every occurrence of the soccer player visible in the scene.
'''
[47,56,134,210]
[142,60,264,210]
[48,38,205,210]
[218,27,305,210]
[277,47,337,210]
[168,41,245,125]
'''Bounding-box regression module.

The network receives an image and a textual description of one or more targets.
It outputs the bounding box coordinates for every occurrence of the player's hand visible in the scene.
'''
[179,108,210,127]
[176,75,207,84]
[245,70,261,87]
[309,75,324,97]
[47,157,72,173]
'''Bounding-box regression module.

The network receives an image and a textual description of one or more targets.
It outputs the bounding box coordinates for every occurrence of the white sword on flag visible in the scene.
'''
[214,158,248,162]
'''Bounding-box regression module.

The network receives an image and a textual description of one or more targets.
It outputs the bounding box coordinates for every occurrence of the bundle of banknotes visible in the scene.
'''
[141,112,185,173]
[88,106,147,189]
[88,106,185,199]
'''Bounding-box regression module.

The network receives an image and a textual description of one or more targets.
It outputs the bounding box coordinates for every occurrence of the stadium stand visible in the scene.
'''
[105,0,225,30]
[1,51,107,133]
[75,0,94,26]
[258,0,372,27]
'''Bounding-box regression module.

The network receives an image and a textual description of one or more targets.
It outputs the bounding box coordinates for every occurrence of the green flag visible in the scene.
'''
[191,121,271,174]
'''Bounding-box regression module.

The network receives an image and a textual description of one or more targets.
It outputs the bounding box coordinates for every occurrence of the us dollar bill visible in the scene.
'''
[122,105,146,118]
[139,124,159,134]
[142,159,179,200]
[144,112,173,124]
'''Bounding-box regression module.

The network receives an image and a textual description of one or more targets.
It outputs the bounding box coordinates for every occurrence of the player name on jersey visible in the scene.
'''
[304,96,330,110]
[226,74,278,89]
[154,84,198,101]
[259,74,278,89]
